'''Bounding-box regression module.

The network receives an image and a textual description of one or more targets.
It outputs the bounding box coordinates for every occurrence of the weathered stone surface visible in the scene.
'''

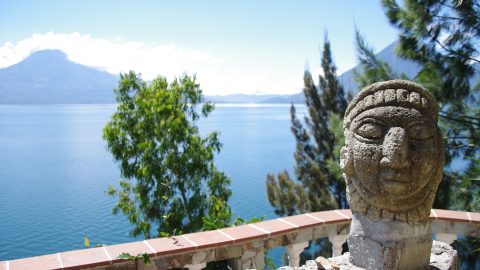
[152,256,170,269]
[295,228,314,243]
[277,259,321,270]
[191,250,210,264]
[341,80,444,224]
[316,256,340,270]
[241,251,265,270]
[215,245,242,260]
[266,237,283,249]
[243,240,265,250]
[429,240,457,270]
[276,242,456,270]
[252,240,265,248]
[241,249,257,260]
[169,254,193,266]
[340,80,445,269]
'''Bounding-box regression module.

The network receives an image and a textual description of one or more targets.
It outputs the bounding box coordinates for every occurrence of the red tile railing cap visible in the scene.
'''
[145,235,197,256]
[280,213,324,229]
[309,209,351,224]
[8,253,62,270]
[60,246,111,269]
[250,218,297,236]
[3,209,480,270]
[105,241,154,264]
[182,230,235,249]
[219,223,268,243]
[431,209,471,224]
[469,211,480,224]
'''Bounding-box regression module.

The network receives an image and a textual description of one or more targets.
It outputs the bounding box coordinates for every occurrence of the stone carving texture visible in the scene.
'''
[341,80,444,224]
[341,80,445,270]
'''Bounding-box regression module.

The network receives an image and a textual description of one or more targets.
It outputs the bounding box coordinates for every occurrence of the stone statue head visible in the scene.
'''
[341,80,444,223]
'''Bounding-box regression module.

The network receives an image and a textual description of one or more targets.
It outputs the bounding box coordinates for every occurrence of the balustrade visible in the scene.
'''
[0,209,478,270]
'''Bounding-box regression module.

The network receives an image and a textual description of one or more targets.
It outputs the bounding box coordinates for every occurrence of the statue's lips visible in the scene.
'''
[379,169,409,184]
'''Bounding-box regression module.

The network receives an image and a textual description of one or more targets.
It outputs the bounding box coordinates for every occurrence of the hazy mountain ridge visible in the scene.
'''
[0,43,423,104]
[0,50,118,104]
[338,41,422,94]
[206,93,304,104]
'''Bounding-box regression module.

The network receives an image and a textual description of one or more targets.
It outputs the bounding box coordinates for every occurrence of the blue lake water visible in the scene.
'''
[0,104,306,261]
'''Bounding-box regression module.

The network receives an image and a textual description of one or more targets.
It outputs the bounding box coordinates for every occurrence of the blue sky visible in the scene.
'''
[0,0,398,95]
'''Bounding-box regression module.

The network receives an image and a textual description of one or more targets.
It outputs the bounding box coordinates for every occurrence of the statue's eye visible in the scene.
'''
[408,124,433,140]
[355,122,383,140]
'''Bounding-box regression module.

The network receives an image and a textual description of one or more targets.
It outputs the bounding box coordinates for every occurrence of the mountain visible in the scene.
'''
[338,41,421,94]
[209,42,421,104]
[0,50,118,104]
[0,43,424,104]
[206,93,304,104]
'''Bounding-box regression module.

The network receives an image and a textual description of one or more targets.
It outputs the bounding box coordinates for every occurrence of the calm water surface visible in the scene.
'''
[0,104,305,260]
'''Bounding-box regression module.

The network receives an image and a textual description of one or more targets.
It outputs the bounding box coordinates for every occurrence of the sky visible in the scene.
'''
[0,0,399,96]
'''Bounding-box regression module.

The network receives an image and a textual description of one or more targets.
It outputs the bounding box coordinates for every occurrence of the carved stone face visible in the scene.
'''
[348,106,441,208]
[341,80,444,222]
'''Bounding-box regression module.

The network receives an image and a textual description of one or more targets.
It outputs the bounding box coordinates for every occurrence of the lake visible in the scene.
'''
[0,104,306,261]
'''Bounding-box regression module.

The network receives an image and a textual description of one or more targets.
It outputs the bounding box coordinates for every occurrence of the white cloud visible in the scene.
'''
[0,32,222,79]
[0,32,303,95]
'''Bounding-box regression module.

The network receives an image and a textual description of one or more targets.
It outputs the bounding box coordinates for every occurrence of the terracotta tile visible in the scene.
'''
[60,247,111,269]
[145,235,196,256]
[9,254,62,270]
[183,230,234,249]
[469,212,480,224]
[309,210,349,224]
[281,214,323,229]
[434,209,469,223]
[252,219,296,236]
[105,241,153,263]
[219,224,267,243]
[335,209,353,220]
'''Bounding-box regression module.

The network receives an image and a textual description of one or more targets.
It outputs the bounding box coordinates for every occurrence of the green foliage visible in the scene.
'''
[233,215,266,226]
[319,33,348,115]
[353,29,398,88]
[364,0,480,212]
[354,2,480,266]
[266,36,348,217]
[382,0,479,103]
[118,252,150,270]
[83,236,105,248]
[265,254,277,270]
[325,113,344,182]
[103,71,232,238]
[83,236,90,248]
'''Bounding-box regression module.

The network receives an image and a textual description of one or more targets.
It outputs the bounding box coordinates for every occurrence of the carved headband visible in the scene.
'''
[344,80,439,129]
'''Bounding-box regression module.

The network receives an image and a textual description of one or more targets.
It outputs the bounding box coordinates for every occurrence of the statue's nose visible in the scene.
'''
[380,127,410,169]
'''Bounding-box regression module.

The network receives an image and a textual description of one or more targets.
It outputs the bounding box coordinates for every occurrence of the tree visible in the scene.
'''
[356,0,480,211]
[354,2,480,266]
[103,71,232,238]
[353,29,399,88]
[266,36,348,217]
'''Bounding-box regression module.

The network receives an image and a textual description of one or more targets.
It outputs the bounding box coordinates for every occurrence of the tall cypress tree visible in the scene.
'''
[319,35,348,116]
[353,29,398,88]
[266,36,348,217]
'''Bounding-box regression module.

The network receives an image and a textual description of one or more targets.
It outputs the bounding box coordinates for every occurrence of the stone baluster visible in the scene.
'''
[285,241,309,267]
[328,235,347,257]
[435,233,457,245]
